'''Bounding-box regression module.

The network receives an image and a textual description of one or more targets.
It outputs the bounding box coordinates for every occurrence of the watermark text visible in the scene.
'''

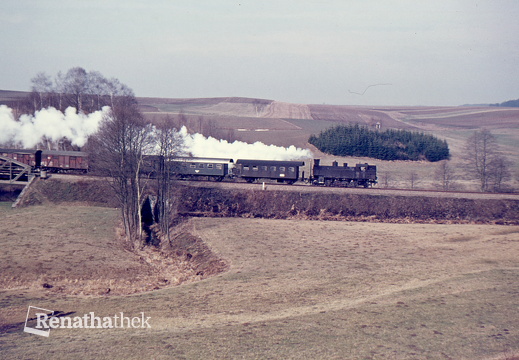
[24,306,151,337]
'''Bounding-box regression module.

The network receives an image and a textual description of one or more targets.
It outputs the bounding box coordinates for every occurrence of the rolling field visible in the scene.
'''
[1,205,518,359]
[138,97,519,191]
[1,92,518,358]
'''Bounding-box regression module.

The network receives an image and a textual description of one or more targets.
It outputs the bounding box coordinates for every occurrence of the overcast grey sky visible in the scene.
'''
[2,0,518,106]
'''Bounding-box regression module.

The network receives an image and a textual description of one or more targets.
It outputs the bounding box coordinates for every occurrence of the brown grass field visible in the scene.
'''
[1,204,518,359]
[1,93,518,358]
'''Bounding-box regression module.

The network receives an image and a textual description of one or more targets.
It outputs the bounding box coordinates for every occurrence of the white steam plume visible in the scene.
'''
[0,105,110,148]
[0,106,312,160]
[179,126,312,160]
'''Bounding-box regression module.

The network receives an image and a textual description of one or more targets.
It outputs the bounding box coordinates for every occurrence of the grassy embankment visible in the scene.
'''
[0,204,518,359]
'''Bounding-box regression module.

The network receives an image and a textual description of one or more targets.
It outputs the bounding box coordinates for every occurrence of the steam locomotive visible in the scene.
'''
[0,148,377,187]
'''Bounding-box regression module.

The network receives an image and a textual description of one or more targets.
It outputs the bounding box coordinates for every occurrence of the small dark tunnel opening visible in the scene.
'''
[141,197,157,245]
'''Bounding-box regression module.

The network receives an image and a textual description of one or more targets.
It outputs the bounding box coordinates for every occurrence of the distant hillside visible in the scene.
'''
[492,98,519,107]
[0,89,28,104]
[137,96,313,119]
[2,89,518,161]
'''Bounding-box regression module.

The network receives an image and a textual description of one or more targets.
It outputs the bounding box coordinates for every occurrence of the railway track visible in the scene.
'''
[181,178,519,200]
[49,173,519,201]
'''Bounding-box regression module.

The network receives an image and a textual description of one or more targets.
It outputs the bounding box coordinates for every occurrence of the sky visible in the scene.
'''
[2,0,518,106]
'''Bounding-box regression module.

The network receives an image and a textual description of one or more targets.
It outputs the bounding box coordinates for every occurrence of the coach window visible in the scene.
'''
[244,166,250,171]
[280,167,286,172]
[253,166,259,171]
[270,166,276,171]
[198,164,204,168]
[207,164,213,169]
[216,164,222,169]
[190,164,196,168]
[289,167,295,172]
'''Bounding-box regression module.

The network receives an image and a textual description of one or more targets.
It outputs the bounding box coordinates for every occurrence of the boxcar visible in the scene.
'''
[40,150,89,173]
[0,148,41,167]
[233,159,305,184]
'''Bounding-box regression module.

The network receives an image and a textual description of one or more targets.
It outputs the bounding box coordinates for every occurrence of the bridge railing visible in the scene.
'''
[0,155,33,184]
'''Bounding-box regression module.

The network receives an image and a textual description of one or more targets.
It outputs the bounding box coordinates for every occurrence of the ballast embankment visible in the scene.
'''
[177,185,519,225]
[15,176,519,224]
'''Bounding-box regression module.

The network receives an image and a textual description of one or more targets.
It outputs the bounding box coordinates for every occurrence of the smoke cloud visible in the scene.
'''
[179,126,312,161]
[0,106,312,161]
[0,105,110,148]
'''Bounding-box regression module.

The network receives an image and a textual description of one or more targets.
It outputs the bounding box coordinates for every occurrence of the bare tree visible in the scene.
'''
[201,118,220,138]
[154,116,184,241]
[434,160,457,191]
[464,129,500,192]
[380,171,393,188]
[30,72,53,109]
[488,155,512,192]
[86,71,108,110]
[89,98,154,247]
[196,116,204,134]
[27,67,134,114]
[54,71,66,111]
[63,67,89,112]
[407,171,420,189]
[223,128,235,143]
[105,77,135,108]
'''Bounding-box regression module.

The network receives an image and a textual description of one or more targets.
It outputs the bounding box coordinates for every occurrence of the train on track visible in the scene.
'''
[0,148,377,187]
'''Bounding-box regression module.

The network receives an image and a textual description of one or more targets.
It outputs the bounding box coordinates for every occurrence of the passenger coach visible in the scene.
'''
[233,159,305,184]
[170,157,233,182]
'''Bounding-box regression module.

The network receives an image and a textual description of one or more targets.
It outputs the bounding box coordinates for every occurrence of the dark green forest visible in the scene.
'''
[309,124,450,162]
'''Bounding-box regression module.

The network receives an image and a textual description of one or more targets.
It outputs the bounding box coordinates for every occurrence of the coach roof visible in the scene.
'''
[41,150,88,157]
[236,159,305,167]
[0,148,39,155]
